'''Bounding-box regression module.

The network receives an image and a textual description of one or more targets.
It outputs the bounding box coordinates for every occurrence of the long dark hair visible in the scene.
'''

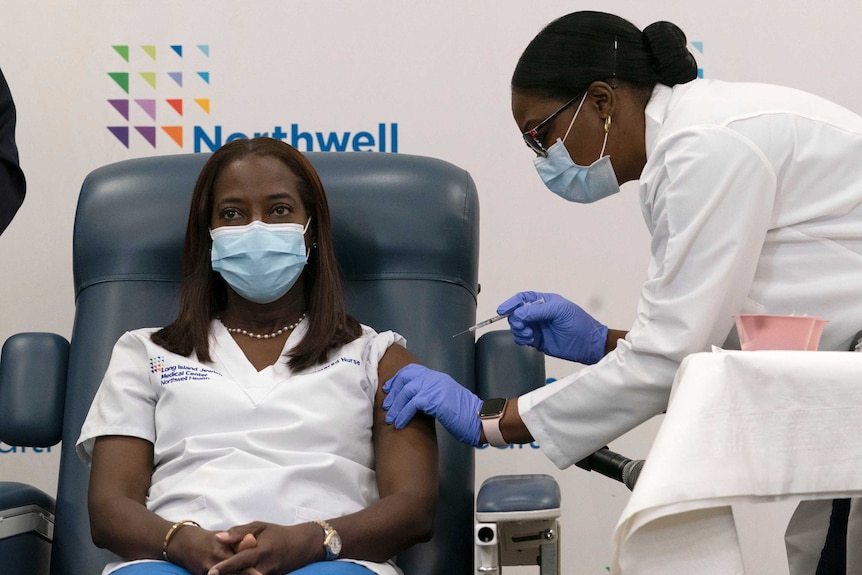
[512,11,698,101]
[152,137,362,371]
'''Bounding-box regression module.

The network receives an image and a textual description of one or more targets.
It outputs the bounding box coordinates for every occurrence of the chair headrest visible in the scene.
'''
[73,152,479,299]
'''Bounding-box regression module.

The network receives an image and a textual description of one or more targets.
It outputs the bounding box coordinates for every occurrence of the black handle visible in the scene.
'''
[575,447,645,491]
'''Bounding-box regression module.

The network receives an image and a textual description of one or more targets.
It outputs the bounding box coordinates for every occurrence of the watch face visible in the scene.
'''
[480,398,506,418]
[328,532,343,555]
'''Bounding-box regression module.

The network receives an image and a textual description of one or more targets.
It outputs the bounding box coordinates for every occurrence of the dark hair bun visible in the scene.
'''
[642,21,698,86]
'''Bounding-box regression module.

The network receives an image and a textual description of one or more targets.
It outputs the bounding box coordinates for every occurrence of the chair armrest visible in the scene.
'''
[0,333,69,447]
[0,481,56,538]
[476,474,561,522]
[0,482,55,575]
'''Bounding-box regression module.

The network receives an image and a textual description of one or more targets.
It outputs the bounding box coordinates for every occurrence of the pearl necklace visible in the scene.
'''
[221,313,306,339]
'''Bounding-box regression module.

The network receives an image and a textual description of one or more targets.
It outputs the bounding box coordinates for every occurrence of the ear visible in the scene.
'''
[587,81,617,120]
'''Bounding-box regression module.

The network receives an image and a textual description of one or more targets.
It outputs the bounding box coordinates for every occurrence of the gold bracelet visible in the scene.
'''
[162,519,201,562]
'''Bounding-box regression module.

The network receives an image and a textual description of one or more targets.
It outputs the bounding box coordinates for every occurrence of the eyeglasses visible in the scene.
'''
[521,95,581,157]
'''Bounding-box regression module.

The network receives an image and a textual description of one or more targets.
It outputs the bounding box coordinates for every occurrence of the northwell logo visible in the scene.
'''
[107,44,211,149]
[106,44,399,153]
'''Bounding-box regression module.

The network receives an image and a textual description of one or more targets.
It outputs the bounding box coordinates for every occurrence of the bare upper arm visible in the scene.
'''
[373,344,438,500]
[88,436,155,510]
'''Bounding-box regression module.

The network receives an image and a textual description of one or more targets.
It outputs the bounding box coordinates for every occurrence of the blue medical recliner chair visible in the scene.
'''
[0,151,516,575]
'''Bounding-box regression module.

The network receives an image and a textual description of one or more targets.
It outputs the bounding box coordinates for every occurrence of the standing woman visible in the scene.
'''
[383,10,862,571]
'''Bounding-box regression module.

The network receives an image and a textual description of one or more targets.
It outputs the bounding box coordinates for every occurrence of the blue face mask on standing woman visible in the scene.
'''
[210,219,311,304]
[533,92,621,204]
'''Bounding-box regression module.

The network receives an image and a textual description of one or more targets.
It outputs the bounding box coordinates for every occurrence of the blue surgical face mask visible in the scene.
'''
[533,93,621,204]
[210,219,311,304]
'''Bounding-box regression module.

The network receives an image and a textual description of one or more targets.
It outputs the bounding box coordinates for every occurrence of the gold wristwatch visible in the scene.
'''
[314,519,342,560]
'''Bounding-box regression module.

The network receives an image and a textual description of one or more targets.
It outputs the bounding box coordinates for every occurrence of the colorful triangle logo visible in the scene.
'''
[107,43,212,151]
[135,99,157,121]
[166,99,183,116]
[108,72,130,94]
[108,99,129,120]
[108,126,130,148]
[140,72,157,89]
[162,126,183,147]
[135,126,157,148]
[112,45,130,62]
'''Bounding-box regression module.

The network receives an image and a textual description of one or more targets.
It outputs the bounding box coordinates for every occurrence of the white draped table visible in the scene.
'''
[612,350,862,574]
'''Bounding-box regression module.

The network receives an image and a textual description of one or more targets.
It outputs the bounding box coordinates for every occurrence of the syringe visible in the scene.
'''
[452,297,545,337]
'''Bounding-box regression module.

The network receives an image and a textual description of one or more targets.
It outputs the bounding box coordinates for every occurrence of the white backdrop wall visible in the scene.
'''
[2,2,862,573]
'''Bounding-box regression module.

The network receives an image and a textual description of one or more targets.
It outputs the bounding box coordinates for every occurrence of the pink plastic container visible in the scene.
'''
[734,314,828,351]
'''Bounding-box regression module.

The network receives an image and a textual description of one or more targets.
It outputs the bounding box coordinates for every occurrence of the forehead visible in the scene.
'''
[511,91,571,132]
[212,155,303,201]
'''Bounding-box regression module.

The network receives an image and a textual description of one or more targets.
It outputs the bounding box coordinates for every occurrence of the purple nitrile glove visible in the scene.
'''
[497,291,608,365]
[383,363,482,446]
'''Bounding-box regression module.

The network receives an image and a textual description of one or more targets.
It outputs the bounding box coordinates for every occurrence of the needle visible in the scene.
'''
[452,298,545,338]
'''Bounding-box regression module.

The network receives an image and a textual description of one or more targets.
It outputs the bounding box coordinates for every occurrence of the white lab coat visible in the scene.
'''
[520,78,862,467]
[518,79,862,567]
[77,320,404,575]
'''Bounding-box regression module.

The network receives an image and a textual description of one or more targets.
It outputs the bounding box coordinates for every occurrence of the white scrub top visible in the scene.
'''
[77,320,405,575]
[520,79,862,469]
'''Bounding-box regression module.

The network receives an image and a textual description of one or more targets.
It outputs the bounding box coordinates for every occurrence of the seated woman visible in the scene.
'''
[75,137,438,575]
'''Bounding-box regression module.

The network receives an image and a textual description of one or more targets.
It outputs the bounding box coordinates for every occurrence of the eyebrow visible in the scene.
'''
[214,191,296,205]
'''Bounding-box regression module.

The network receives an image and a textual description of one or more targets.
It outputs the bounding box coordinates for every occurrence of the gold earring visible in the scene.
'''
[604,116,612,134]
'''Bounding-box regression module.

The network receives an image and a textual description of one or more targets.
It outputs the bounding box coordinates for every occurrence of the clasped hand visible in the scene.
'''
[172,521,319,575]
